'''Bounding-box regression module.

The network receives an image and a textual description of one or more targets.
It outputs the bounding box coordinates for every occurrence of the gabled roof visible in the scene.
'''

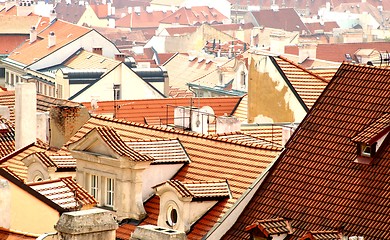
[116,10,173,29]
[159,6,228,25]
[249,8,309,33]
[55,2,86,24]
[26,151,76,169]
[0,143,47,181]
[351,112,390,144]
[285,42,390,63]
[82,96,241,125]
[0,35,28,55]
[78,126,155,161]
[156,179,231,200]
[7,19,91,66]
[126,139,190,164]
[66,115,281,239]
[272,55,329,109]
[0,166,64,213]
[223,63,390,239]
[63,49,120,72]
[215,133,282,148]
[305,21,340,34]
[28,177,97,210]
[245,218,293,237]
[90,4,109,19]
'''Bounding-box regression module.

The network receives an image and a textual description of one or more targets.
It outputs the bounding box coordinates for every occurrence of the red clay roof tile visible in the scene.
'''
[223,62,390,239]
[159,6,228,25]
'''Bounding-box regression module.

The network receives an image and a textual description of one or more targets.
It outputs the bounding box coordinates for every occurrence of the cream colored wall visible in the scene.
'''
[70,64,163,102]
[247,54,306,123]
[78,6,108,27]
[0,176,59,234]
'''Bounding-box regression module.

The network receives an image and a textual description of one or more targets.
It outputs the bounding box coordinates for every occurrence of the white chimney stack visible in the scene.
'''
[49,9,57,22]
[15,82,37,150]
[48,31,56,48]
[29,26,37,44]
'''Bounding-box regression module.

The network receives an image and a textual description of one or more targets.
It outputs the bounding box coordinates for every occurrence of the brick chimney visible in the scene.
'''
[29,26,37,44]
[15,82,36,150]
[115,53,126,62]
[55,208,118,240]
[48,31,56,48]
[92,47,103,55]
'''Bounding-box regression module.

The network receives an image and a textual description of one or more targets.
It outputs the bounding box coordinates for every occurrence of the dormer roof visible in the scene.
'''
[351,112,390,144]
[156,179,231,200]
[28,177,97,210]
[126,139,190,164]
[245,218,293,237]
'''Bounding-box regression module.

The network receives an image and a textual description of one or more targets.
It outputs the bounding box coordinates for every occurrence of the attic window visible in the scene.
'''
[166,205,178,227]
[359,143,376,158]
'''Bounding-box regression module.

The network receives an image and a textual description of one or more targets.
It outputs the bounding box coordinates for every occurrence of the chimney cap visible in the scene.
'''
[49,31,55,36]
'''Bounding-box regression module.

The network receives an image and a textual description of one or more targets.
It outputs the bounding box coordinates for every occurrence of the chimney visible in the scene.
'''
[269,31,286,54]
[48,31,56,48]
[15,83,37,150]
[29,26,37,44]
[55,208,118,240]
[107,3,112,16]
[92,47,103,55]
[216,115,241,134]
[131,225,186,240]
[36,112,50,144]
[49,9,57,22]
[115,53,126,62]
[49,106,90,149]
[298,41,317,64]
[0,179,10,230]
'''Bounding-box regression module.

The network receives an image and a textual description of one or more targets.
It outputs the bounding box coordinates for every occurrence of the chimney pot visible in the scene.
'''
[115,53,126,62]
[92,47,103,55]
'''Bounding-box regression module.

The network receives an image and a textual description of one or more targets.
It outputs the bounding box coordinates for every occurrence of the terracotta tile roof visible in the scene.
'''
[0,15,41,34]
[8,19,91,66]
[0,91,82,123]
[28,176,97,210]
[26,151,76,169]
[86,126,154,161]
[223,63,390,239]
[232,94,247,122]
[157,52,176,65]
[215,132,282,148]
[212,23,254,32]
[274,55,329,109]
[168,87,194,98]
[116,10,173,29]
[299,230,342,240]
[305,22,339,34]
[351,112,390,144]
[163,53,226,90]
[0,5,17,16]
[82,96,241,125]
[0,227,37,239]
[126,139,190,164]
[250,8,309,33]
[245,218,292,236]
[55,2,86,24]
[93,27,147,44]
[68,115,281,239]
[0,35,28,55]
[0,118,15,159]
[285,42,390,63]
[158,179,231,199]
[0,166,23,182]
[0,143,47,181]
[113,0,150,9]
[164,26,197,36]
[159,6,228,25]
[90,4,109,19]
[64,49,120,71]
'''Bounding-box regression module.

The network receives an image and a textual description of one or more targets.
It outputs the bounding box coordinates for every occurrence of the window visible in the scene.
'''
[359,143,376,158]
[57,84,63,98]
[240,71,246,87]
[106,178,114,207]
[10,74,14,86]
[113,84,121,100]
[5,72,9,84]
[91,174,99,199]
[166,205,178,227]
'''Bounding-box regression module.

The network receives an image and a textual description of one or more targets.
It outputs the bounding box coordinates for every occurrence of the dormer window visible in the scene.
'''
[351,112,390,164]
[166,205,178,227]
